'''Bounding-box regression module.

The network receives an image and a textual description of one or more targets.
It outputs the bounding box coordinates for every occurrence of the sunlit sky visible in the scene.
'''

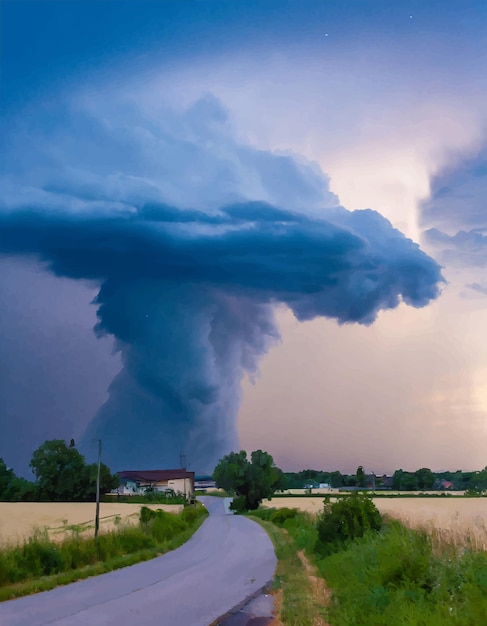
[2,1,487,474]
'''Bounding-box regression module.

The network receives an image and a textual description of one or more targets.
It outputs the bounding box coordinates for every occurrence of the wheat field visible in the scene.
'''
[0,502,183,546]
[265,496,487,549]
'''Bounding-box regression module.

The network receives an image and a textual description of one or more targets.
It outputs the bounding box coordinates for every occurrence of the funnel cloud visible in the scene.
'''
[0,97,443,471]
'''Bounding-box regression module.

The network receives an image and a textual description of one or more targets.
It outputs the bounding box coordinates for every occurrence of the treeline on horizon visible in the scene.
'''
[0,439,118,502]
[282,466,487,492]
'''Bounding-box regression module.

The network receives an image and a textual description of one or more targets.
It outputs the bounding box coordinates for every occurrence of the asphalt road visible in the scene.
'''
[0,497,276,626]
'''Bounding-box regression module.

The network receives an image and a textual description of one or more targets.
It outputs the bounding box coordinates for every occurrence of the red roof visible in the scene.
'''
[118,469,194,482]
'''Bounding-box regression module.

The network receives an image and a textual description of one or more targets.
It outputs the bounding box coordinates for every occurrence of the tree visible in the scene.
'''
[355,465,366,488]
[85,462,119,498]
[29,439,118,502]
[414,467,435,490]
[392,469,404,490]
[401,472,419,491]
[30,440,88,501]
[0,459,14,499]
[213,449,282,511]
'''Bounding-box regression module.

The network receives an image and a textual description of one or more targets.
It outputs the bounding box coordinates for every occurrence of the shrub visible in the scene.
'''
[180,505,200,524]
[139,506,155,524]
[270,507,299,525]
[316,494,382,555]
[230,495,247,513]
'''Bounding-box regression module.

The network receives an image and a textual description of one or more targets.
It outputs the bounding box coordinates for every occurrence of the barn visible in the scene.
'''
[117,468,195,498]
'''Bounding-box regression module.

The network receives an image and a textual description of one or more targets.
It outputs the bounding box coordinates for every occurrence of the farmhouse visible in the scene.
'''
[118,468,195,498]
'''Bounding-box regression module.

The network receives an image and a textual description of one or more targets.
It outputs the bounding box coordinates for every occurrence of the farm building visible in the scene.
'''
[118,468,195,497]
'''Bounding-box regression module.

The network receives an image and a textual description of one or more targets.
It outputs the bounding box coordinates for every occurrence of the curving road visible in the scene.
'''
[0,497,276,626]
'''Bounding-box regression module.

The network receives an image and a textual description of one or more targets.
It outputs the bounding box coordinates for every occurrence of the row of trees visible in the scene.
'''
[281,466,487,491]
[212,453,487,511]
[0,439,118,502]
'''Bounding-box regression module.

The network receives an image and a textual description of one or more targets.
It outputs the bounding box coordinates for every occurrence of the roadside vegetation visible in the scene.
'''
[251,495,487,625]
[0,503,207,602]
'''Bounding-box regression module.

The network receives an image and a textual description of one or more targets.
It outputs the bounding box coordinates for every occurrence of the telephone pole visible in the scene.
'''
[95,439,102,539]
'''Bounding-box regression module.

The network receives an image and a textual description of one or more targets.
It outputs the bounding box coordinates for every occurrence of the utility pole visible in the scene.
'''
[179,451,186,469]
[95,439,102,540]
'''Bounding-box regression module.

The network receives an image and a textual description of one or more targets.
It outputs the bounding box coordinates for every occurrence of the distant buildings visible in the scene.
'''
[117,468,194,497]
[194,476,217,491]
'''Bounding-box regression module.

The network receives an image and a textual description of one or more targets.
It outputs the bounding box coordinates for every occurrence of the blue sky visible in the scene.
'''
[1,0,487,474]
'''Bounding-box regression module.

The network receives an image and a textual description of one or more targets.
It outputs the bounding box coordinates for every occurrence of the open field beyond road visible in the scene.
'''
[0,502,183,545]
[265,496,487,548]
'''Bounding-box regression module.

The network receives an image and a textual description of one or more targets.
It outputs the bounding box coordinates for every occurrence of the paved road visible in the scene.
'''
[0,497,276,626]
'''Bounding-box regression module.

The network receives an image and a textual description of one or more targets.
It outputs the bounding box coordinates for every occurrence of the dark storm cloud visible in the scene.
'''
[0,201,443,470]
[0,95,444,471]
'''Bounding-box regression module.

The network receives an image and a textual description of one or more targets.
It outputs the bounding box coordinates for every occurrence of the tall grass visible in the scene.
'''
[256,499,487,626]
[320,521,487,625]
[0,503,207,601]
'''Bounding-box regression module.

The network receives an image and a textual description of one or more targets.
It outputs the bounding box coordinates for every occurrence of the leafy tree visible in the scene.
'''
[29,439,118,502]
[330,471,345,488]
[213,449,282,511]
[355,466,366,488]
[401,473,419,491]
[7,476,38,501]
[0,458,14,499]
[85,462,119,498]
[0,459,37,501]
[393,469,419,490]
[414,467,435,490]
[392,469,404,490]
[30,440,88,501]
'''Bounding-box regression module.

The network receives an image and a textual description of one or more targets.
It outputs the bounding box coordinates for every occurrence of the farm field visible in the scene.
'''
[265,496,487,548]
[0,502,183,546]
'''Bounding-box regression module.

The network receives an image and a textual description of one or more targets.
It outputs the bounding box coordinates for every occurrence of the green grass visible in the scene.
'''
[319,521,487,626]
[250,516,328,626]
[0,503,207,602]
[253,503,487,626]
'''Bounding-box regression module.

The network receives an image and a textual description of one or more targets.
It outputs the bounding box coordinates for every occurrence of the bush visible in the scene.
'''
[230,495,247,513]
[270,507,299,525]
[139,506,155,524]
[316,494,382,555]
[180,505,200,524]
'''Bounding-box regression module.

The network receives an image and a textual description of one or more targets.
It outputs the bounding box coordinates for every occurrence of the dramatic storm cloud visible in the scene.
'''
[0,95,443,471]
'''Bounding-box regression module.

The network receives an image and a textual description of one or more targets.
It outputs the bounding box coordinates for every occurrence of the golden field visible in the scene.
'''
[265,496,487,549]
[0,502,183,546]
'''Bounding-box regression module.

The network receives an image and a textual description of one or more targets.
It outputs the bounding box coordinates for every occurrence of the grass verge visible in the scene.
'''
[0,503,207,602]
[249,515,328,626]
[319,520,487,626]
[254,501,487,626]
